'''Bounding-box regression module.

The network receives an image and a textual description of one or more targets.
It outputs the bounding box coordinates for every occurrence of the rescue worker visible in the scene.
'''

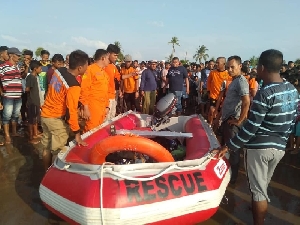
[80,49,110,132]
[105,44,121,120]
[40,50,89,171]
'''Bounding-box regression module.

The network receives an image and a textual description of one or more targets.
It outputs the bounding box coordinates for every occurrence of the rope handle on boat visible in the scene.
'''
[99,152,218,225]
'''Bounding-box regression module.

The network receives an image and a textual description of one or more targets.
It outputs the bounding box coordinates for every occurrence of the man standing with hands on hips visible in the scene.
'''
[212,49,299,225]
[164,57,189,116]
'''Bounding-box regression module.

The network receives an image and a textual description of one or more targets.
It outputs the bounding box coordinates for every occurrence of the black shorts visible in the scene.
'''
[27,104,40,124]
[124,92,136,111]
[209,98,217,107]
[201,89,208,103]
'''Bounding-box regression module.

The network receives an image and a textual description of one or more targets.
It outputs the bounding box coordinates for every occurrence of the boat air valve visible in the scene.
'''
[110,125,116,136]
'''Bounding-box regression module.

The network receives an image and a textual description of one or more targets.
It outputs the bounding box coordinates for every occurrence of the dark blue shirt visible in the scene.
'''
[140,68,157,91]
[166,66,188,91]
[227,81,299,151]
[200,69,210,89]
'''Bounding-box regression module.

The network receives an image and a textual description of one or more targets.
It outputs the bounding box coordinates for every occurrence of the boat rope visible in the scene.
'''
[55,152,220,225]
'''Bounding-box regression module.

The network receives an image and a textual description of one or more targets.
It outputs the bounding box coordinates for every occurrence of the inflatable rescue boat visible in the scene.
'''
[39,93,231,225]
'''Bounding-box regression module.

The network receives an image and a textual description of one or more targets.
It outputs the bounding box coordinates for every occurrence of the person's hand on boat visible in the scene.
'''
[210,145,229,159]
[75,133,88,147]
[82,105,91,120]
[217,146,229,158]
[227,118,240,126]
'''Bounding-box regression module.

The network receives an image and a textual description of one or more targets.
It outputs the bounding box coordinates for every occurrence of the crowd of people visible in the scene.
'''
[0,44,299,225]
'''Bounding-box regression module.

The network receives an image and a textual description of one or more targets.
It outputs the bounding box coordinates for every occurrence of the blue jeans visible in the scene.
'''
[2,97,22,124]
[171,91,183,112]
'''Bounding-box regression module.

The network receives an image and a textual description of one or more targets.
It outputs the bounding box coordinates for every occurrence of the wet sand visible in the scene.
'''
[0,135,300,225]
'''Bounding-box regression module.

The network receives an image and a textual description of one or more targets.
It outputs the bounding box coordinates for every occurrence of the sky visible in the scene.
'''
[0,0,299,62]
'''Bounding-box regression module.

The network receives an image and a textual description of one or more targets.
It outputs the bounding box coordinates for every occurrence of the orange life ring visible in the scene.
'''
[89,135,175,164]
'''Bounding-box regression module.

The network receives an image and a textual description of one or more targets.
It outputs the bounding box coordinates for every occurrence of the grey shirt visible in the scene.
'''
[221,75,249,121]
[26,74,40,106]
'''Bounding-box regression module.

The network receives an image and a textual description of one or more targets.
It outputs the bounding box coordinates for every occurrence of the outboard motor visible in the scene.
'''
[153,93,177,126]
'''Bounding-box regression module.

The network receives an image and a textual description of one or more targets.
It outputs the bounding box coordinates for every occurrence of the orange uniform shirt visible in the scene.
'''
[105,63,120,99]
[248,77,256,90]
[121,67,139,93]
[207,70,229,100]
[41,68,81,132]
[80,63,109,107]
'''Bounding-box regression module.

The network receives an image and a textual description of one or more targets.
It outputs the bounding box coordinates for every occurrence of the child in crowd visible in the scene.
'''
[26,60,42,144]
[46,54,65,86]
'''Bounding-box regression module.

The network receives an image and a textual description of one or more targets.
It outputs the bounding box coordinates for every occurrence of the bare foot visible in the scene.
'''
[5,135,11,144]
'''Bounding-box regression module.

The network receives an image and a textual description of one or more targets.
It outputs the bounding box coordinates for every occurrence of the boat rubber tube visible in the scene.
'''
[89,135,175,164]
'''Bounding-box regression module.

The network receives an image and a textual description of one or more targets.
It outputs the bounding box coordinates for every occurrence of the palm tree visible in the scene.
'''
[114,41,124,62]
[209,57,215,62]
[168,37,180,54]
[180,59,190,65]
[166,53,174,62]
[193,45,209,63]
[249,56,259,67]
[35,47,44,59]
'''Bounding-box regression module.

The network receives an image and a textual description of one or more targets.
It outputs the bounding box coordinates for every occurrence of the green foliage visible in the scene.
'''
[35,47,44,59]
[114,41,124,62]
[193,45,209,63]
[166,53,174,62]
[209,57,215,62]
[180,59,190,65]
[249,56,259,67]
[168,37,180,54]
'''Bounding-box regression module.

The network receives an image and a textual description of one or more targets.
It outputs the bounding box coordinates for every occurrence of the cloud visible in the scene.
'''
[148,21,164,27]
[130,51,143,61]
[42,41,74,56]
[71,36,107,49]
[0,35,29,44]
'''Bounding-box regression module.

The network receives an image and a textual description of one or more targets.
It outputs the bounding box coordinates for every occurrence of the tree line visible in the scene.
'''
[24,40,300,67]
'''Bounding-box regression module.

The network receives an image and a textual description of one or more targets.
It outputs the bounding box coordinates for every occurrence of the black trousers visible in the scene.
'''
[21,92,27,122]
[220,118,243,182]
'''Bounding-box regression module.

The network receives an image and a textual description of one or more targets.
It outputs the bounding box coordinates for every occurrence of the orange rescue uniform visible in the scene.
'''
[105,63,121,99]
[80,63,109,132]
[41,67,81,133]
[207,70,229,100]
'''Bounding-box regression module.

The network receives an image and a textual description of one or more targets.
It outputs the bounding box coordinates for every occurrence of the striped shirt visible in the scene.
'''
[227,81,299,151]
[0,61,22,98]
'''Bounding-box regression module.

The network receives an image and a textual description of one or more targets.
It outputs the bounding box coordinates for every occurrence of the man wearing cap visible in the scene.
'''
[121,54,139,111]
[0,47,23,143]
[140,60,158,114]
[0,46,9,96]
